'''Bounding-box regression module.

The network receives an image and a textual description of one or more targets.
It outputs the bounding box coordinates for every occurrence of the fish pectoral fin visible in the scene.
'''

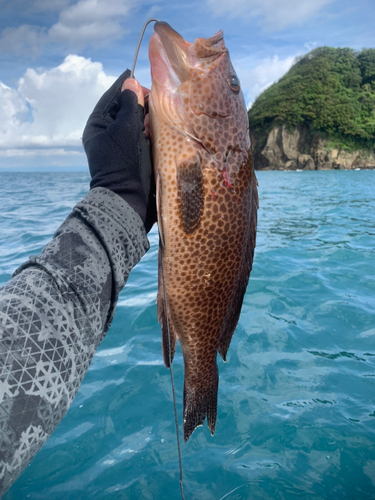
[183,361,219,442]
[157,245,178,368]
[176,152,204,235]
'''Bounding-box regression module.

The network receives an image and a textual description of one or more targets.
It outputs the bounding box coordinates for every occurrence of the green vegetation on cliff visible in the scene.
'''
[249,47,375,150]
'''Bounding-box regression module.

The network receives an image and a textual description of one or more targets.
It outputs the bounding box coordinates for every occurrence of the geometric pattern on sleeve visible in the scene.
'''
[0,188,150,497]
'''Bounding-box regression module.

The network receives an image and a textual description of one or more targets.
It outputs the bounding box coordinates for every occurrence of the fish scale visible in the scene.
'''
[149,21,258,442]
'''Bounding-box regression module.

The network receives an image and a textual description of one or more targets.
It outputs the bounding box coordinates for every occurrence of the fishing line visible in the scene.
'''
[131,18,185,500]
[131,18,160,78]
[160,245,185,500]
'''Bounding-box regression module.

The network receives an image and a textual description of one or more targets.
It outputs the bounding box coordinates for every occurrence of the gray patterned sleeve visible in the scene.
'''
[0,187,150,498]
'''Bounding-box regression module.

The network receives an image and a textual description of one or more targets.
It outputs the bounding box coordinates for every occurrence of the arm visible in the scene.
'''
[0,71,155,497]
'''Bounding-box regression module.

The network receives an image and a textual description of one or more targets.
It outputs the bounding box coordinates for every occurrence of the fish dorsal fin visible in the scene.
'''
[218,171,259,361]
[176,152,204,234]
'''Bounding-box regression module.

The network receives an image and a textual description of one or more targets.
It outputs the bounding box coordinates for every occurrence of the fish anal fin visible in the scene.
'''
[176,152,204,235]
[218,279,247,362]
[183,361,219,442]
[157,246,178,368]
[218,171,258,361]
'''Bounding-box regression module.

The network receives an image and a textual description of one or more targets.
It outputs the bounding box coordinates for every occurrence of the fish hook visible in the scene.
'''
[131,18,160,78]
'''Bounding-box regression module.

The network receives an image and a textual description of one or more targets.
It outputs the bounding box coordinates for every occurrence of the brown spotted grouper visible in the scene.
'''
[148,21,258,442]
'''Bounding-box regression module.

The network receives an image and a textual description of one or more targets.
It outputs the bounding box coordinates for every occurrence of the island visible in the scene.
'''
[248,47,375,170]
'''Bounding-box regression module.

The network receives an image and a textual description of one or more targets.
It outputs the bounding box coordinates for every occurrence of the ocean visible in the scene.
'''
[1,170,375,499]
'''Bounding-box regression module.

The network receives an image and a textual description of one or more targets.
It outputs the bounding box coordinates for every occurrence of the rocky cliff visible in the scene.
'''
[251,124,375,171]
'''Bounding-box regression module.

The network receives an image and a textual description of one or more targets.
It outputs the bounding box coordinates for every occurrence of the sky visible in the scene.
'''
[0,0,374,171]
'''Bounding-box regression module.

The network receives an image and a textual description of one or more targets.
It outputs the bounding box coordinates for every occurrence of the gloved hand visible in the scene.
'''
[82,69,156,232]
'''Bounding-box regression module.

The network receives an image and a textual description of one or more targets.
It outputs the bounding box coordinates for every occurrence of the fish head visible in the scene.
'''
[149,22,250,178]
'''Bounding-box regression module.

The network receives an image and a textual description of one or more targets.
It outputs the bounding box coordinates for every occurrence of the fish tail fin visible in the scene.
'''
[183,362,218,442]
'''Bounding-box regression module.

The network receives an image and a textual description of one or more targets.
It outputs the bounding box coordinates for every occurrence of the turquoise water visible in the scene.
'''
[1,171,375,499]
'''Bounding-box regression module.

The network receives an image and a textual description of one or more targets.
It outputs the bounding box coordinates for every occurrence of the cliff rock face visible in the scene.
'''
[252,125,375,170]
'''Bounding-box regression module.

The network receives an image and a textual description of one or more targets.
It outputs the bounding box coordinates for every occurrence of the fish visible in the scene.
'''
[148,21,258,442]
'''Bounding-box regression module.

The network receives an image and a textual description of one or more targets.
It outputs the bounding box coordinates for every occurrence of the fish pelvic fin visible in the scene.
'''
[183,361,219,442]
[218,170,258,361]
[157,245,178,368]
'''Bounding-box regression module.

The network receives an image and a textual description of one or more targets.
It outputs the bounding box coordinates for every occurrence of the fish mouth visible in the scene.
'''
[149,21,225,86]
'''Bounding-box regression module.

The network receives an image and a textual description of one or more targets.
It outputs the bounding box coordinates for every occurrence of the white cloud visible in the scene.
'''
[0,25,47,57]
[304,41,318,52]
[0,82,29,133]
[236,54,296,106]
[49,0,133,48]
[0,0,135,55]
[32,0,71,10]
[0,55,116,160]
[145,5,161,19]
[206,0,334,30]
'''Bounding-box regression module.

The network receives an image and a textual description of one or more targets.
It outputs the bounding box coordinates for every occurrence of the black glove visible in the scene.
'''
[82,69,156,233]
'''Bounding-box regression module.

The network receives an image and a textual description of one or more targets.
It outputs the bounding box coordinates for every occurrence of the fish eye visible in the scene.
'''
[227,74,240,93]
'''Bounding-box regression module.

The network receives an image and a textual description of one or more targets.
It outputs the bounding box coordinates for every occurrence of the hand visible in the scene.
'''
[82,69,156,233]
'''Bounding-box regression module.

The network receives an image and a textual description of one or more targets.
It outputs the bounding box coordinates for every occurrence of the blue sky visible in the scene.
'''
[0,0,374,170]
